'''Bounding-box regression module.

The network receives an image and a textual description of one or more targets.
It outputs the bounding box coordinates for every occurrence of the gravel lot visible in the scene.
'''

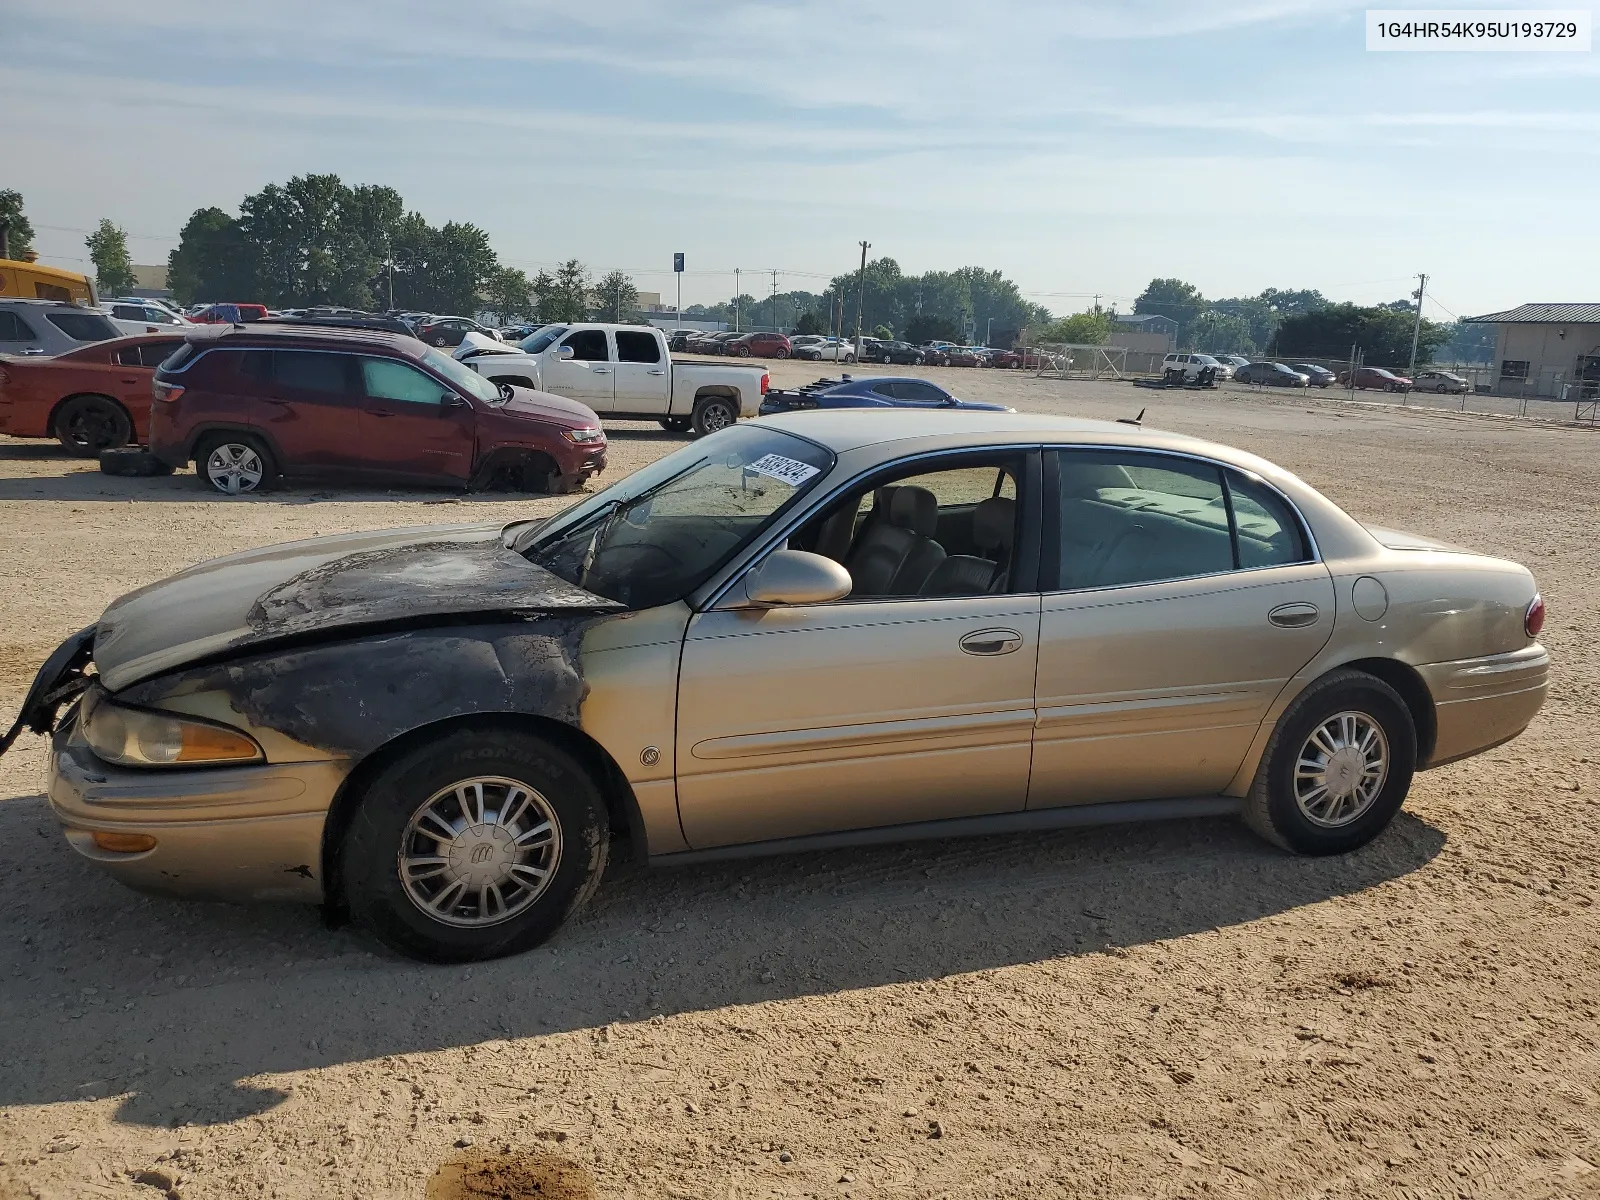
[1,364,1597,1199]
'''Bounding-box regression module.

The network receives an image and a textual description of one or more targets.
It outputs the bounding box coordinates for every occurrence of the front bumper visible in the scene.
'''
[48,730,347,903]
[1418,644,1549,767]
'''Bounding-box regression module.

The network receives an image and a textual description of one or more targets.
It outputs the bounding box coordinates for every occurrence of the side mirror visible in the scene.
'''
[730,550,852,608]
[441,393,468,409]
[557,345,575,361]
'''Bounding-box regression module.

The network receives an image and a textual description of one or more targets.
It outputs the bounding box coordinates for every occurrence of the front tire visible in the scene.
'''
[341,728,609,963]
[54,396,132,457]
[1243,669,1416,855]
[690,393,737,437]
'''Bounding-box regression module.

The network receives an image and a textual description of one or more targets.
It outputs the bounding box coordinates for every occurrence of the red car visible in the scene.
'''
[719,331,791,359]
[1336,366,1412,392]
[190,304,270,324]
[0,333,187,454]
[149,325,607,496]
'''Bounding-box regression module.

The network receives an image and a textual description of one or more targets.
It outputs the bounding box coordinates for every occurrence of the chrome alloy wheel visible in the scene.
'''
[1294,711,1389,828]
[397,776,562,928]
[205,443,265,495]
[700,400,734,432]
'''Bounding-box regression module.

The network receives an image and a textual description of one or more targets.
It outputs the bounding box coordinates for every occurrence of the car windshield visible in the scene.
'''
[515,425,835,610]
[420,346,501,404]
[518,325,568,353]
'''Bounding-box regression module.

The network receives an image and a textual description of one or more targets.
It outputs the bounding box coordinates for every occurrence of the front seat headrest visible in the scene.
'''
[889,486,939,537]
[973,496,1015,552]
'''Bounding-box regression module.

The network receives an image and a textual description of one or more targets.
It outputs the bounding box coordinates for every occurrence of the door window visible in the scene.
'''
[274,350,354,393]
[0,311,40,341]
[361,357,444,405]
[615,331,662,363]
[117,341,183,367]
[45,311,119,341]
[1054,451,1232,590]
[562,329,610,361]
[1225,470,1311,567]
[795,460,1024,599]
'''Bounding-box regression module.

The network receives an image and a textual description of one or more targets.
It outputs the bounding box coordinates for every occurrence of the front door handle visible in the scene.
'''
[364,408,395,418]
[647,369,667,376]
[1268,602,1320,628]
[960,628,1024,656]
[590,367,612,374]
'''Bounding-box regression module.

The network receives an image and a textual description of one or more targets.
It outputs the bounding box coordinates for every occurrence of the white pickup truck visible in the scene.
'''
[454,323,769,436]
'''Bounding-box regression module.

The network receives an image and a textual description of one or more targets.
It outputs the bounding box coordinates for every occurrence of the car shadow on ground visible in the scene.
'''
[0,791,1445,1129]
[0,469,587,506]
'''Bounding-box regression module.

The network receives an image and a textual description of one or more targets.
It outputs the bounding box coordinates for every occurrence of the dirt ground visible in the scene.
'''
[1,364,1597,1200]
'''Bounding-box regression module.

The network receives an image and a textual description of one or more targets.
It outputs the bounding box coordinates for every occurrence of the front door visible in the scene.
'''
[611,329,671,415]
[356,356,476,482]
[1029,449,1336,807]
[541,328,615,410]
[675,454,1042,849]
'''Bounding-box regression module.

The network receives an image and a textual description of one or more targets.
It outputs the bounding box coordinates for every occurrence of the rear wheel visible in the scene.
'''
[690,394,737,437]
[1243,669,1416,855]
[736,345,752,357]
[774,348,789,359]
[54,396,132,457]
[196,433,274,496]
[341,727,609,963]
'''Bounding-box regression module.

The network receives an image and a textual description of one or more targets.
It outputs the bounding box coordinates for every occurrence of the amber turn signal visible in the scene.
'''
[91,831,157,854]
[175,723,261,763]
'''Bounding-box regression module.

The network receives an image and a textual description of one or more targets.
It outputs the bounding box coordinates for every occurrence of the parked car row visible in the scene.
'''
[758,374,1011,416]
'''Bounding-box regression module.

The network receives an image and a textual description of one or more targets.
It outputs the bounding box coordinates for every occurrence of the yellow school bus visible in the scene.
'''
[0,259,96,306]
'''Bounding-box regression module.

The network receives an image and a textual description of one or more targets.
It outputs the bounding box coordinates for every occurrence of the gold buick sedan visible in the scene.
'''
[4,411,1548,961]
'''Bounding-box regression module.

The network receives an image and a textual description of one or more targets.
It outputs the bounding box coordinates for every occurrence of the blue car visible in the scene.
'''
[758,374,1012,416]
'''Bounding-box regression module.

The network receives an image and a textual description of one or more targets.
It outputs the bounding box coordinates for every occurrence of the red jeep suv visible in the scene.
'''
[149,325,607,495]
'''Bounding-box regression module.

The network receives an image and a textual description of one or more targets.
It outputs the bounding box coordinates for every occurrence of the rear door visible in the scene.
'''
[541,327,614,409]
[1029,449,1335,807]
[611,329,671,414]
[0,309,48,355]
[252,349,366,474]
[355,356,476,482]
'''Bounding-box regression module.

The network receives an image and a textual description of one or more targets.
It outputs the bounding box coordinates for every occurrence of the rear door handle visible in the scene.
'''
[647,369,667,376]
[959,628,1024,656]
[1268,602,1320,628]
[364,408,395,418]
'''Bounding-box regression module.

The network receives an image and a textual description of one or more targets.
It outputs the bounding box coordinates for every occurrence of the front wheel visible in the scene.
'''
[844,354,856,364]
[773,348,789,359]
[1243,669,1416,856]
[690,393,738,437]
[736,345,752,357]
[341,727,609,963]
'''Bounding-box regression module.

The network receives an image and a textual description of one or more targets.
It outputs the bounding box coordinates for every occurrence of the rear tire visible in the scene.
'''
[54,396,132,457]
[341,727,609,963]
[98,447,174,477]
[774,348,789,359]
[1242,669,1416,856]
[195,433,275,496]
[690,394,738,437]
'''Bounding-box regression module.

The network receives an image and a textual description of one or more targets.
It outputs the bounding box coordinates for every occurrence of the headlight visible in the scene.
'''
[80,688,263,768]
[562,427,605,445]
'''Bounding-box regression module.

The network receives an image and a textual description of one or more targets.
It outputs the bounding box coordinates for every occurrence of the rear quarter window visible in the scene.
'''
[46,311,119,342]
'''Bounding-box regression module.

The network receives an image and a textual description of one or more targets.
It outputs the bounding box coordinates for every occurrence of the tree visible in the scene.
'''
[485,266,534,324]
[872,323,893,341]
[1190,309,1256,356]
[0,189,34,258]
[1133,278,1207,344]
[167,207,251,304]
[1434,321,1496,364]
[536,260,589,322]
[1037,310,1111,345]
[821,260,1047,346]
[85,219,137,294]
[794,310,825,335]
[592,269,640,322]
[1275,303,1449,366]
[904,313,963,345]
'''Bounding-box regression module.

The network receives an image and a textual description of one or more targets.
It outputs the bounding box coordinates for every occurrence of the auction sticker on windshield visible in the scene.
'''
[747,454,821,487]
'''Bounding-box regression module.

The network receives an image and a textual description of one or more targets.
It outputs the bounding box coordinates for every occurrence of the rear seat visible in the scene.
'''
[1059,491,1233,590]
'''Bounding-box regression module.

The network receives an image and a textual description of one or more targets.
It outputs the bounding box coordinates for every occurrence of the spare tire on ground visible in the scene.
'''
[99,447,175,477]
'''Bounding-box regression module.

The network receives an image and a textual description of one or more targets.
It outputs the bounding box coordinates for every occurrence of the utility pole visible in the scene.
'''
[674,252,684,326]
[1407,272,1428,383]
[770,269,779,332]
[734,268,740,331]
[985,317,993,347]
[853,240,870,357]
[383,235,395,311]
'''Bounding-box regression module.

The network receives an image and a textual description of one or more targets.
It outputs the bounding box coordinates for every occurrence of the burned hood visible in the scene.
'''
[94,522,617,691]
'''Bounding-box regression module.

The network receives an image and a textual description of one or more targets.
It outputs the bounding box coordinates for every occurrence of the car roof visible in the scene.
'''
[182,322,429,359]
[0,298,96,311]
[758,409,1259,462]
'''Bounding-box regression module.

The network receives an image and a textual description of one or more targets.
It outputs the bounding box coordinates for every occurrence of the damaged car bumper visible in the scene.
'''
[48,726,346,903]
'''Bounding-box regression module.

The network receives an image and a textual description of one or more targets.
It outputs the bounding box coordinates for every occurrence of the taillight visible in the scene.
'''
[760,372,770,395]
[152,380,185,404]
[1525,594,1545,637]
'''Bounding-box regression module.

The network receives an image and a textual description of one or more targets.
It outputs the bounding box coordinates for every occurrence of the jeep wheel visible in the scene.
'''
[341,727,609,963]
[196,433,274,496]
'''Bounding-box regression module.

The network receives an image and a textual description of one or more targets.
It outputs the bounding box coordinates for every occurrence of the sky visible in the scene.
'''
[4,0,1596,319]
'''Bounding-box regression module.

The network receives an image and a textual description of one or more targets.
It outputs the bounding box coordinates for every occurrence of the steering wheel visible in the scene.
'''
[583,542,681,591]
